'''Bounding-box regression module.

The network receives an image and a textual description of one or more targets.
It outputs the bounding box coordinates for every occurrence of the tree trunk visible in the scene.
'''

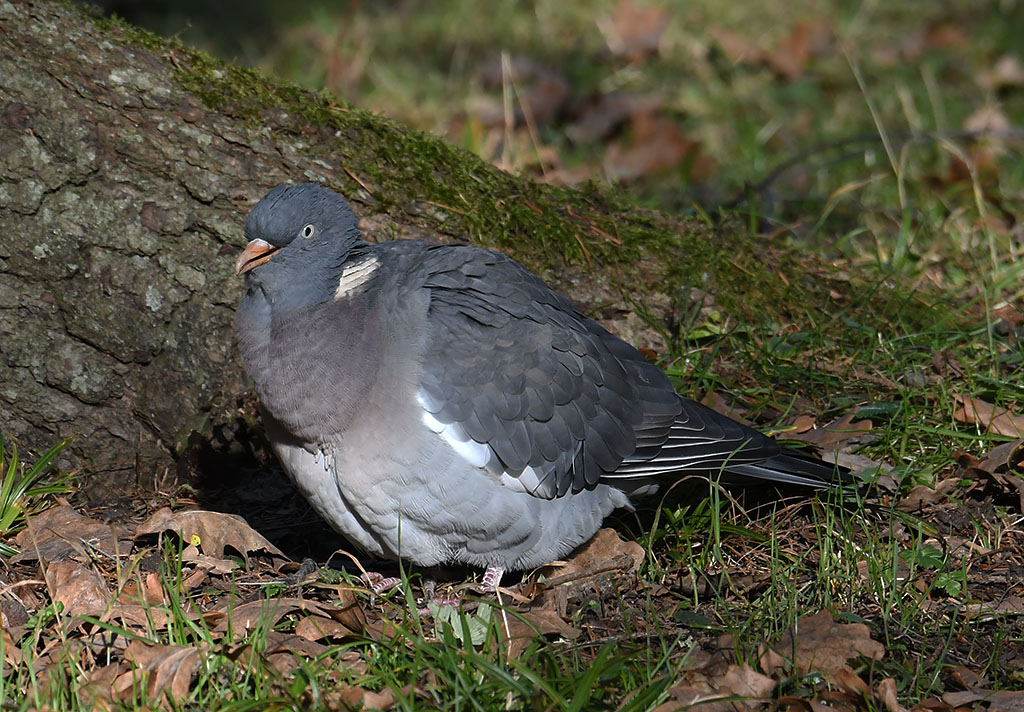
[0,0,837,488]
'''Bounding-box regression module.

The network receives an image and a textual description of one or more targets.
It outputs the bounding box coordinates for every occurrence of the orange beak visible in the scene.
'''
[235,239,279,275]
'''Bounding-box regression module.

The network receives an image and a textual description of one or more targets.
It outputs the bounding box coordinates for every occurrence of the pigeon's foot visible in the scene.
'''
[474,565,505,594]
[362,571,401,594]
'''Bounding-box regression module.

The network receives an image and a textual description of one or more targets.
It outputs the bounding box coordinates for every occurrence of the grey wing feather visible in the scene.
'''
[414,244,842,499]
[417,244,672,498]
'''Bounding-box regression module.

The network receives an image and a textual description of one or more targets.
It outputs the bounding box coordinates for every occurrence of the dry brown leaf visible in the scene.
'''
[709,27,762,64]
[762,19,832,80]
[911,698,955,712]
[473,55,569,128]
[960,596,1024,618]
[790,414,817,434]
[295,614,357,642]
[567,92,661,144]
[834,667,870,696]
[875,678,906,712]
[895,478,959,512]
[80,661,130,712]
[975,437,1024,474]
[654,664,774,712]
[993,303,1024,328]
[943,690,987,707]
[701,391,752,424]
[598,0,669,62]
[987,690,1024,712]
[716,664,776,701]
[181,543,238,575]
[761,610,884,678]
[12,504,129,564]
[604,112,709,182]
[123,640,201,704]
[2,629,23,666]
[544,527,644,582]
[959,439,1024,511]
[105,601,171,630]
[951,664,989,690]
[334,686,396,711]
[787,412,874,450]
[121,572,166,606]
[44,559,111,618]
[953,394,1024,438]
[502,603,576,659]
[980,54,1024,90]
[923,21,966,50]
[136,508,283,562]
[212,596,364,637]
[266,629,330,659]
[213,597,311,634]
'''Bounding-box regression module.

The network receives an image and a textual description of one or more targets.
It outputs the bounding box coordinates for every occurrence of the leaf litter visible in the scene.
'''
[4,437,1023,712]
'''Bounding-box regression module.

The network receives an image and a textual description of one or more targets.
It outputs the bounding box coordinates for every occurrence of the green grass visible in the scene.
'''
[0,434,75,556]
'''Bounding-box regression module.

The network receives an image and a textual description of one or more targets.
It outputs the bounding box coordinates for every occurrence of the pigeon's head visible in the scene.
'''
[235,183,363,278]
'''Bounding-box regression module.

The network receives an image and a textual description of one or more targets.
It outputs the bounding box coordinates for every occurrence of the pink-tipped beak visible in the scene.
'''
[235,239,279,275]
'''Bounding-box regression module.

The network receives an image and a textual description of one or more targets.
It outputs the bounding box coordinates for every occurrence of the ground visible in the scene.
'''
[2,0,1023,709]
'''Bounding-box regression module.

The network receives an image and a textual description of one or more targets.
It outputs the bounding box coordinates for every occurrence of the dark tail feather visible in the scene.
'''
[724,449,852,488]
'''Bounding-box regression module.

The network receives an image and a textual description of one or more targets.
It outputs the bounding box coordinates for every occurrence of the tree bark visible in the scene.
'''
[0,0,836,488]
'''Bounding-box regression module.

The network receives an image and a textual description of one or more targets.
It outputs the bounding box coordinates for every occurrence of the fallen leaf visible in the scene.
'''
[265,629,330,659]
[835,667,870,696]
[654,664,775,712]
[295,614,358,642]
[960,596,1024,618]
[12,504,129,564]
[181,543,238,575]
[598,0,669,62]
[944,690,987,706]
[80,661,129,712]
[334,686,396,711]
[987,690,1024,712]
[762,19,832,80]
[957,443,1024,511]
[973,438,1024,474]
[121,571,166,606]
[604,112,709,182]
[213,596,366,639]
[2,629,23,666]
[123,640,201,704]
[44,559,111,618]
[502,604,576,659]
[964,105,1012,136]
[543,528,644,582]
[787,412,874,451]
[760,610,884,678]
[952,394,1024,437]
[896,478,959,512]
[701,391,752,424]
[135,508,283,563]
[875,677,906,712]
[709,27,762,65]
[951,664,989,690]
[979,54,1024,90]
[566,91,661,144]
[473,55,569,129]
[923,21,966,50]
[912,698,956,712]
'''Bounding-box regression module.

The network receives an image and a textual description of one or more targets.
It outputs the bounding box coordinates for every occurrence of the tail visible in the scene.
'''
[724,449,853,488]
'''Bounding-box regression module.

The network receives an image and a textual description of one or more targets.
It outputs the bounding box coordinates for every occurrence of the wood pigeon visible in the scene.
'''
[234,183,848,585]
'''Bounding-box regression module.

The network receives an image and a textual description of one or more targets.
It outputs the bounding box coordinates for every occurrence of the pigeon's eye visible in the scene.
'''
[301,224,316,239]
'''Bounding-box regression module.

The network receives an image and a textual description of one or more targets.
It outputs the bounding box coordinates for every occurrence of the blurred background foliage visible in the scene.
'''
[98,0,1024,294]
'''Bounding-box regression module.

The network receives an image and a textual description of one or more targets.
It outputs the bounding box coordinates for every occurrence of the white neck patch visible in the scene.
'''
[333,255,380,300]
